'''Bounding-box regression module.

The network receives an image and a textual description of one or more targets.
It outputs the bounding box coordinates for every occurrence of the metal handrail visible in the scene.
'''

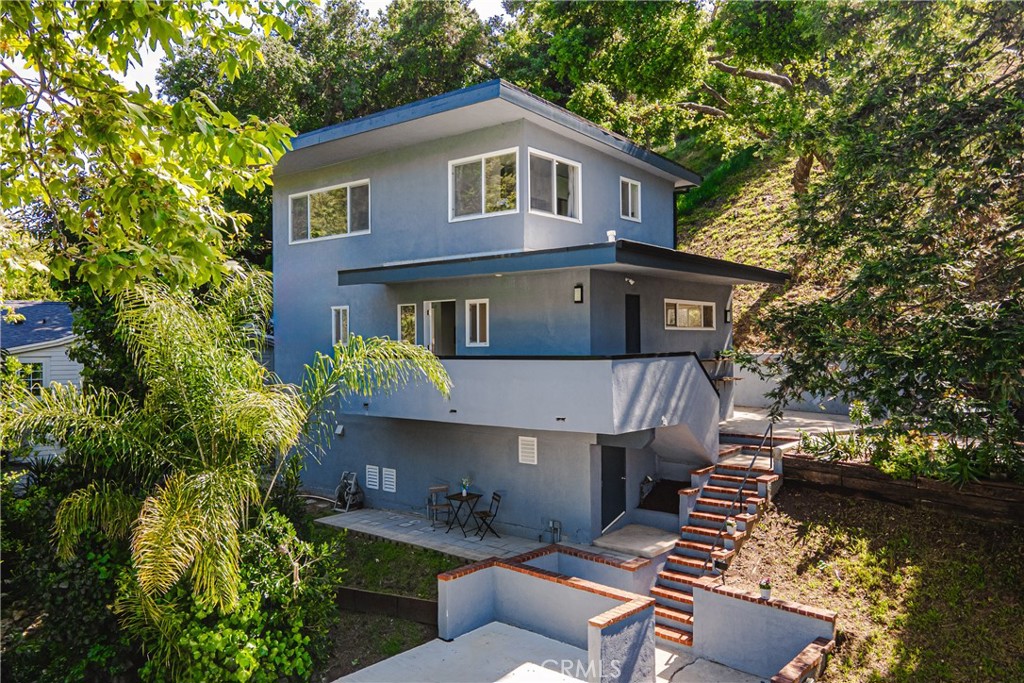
[702,422,774,573]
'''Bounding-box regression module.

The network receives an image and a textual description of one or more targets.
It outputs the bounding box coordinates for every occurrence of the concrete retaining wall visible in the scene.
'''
[734,353,848,415]
[691,579,836,679]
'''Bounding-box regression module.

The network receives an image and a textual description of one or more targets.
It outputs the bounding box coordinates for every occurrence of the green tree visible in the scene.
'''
[755,1,1024,467]
[0,1,297,294]
[2,269,451,640]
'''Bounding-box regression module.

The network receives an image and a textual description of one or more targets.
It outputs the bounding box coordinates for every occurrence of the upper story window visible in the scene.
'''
[331,305,350,346]
[529,149,581,222]
[290,180,370,243]
[398,303,417,344]
[665,299,715,331]
[466,299,489,347]
[449,149,518,221]
[22,362,44,396]
[620,177,641,222]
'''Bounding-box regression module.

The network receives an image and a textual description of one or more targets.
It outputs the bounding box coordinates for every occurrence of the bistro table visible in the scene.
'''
[446,491,482,537]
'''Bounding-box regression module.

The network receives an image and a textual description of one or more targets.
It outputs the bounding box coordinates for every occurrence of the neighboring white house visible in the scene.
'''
[1,300,82,394]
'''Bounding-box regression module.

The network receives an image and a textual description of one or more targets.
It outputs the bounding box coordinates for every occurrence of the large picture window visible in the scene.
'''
[664,299,715,331]
[466,299,489,347]
[449,149,518,221]
[529,150,580,221]
[290,180,370,242]
[397,303,417,344]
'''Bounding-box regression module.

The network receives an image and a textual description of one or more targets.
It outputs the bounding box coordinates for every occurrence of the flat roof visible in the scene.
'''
[337,240,789,287]
[282,80,701,188]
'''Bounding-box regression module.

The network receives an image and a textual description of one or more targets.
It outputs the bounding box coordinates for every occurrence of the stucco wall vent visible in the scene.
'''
[518,436,538,465]
[382,467,397,493]
[365,465,379,489]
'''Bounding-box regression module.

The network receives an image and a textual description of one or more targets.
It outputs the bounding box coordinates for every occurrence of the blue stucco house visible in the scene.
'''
[272,80,786,546]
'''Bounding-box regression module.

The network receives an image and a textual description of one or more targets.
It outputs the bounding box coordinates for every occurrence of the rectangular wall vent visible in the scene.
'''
[518,436,538,465]
[382,467,397,493]
[365,465,379,490]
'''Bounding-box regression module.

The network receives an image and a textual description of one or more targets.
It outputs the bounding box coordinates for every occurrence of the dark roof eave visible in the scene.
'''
[336,240,788,286]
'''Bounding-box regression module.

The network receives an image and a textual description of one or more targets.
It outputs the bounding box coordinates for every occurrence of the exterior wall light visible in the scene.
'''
[724,306,733,323]
[573,284,584,304]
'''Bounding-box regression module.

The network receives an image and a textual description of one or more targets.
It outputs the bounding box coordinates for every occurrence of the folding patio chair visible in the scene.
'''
[473,492,501,539]
[427,484,453,529]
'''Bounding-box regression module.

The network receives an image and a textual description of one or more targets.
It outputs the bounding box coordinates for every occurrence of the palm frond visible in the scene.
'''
[131,465,259,612]
[53,483,142,559]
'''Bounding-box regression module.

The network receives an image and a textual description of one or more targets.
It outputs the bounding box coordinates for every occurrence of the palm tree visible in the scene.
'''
[3,268,450,622]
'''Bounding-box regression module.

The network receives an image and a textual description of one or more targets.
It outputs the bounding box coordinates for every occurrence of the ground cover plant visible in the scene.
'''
[725,486,1024,682]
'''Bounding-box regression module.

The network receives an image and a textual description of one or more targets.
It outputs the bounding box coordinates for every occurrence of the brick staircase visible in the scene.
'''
[651,443,780,648]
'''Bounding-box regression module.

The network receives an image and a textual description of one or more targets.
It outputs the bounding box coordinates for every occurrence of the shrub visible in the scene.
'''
[137,511,345,682]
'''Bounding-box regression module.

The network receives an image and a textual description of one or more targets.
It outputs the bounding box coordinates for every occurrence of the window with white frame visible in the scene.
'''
[620,177,641,222]
[290,180,370,242]
[529,150,580,220]
[397,303,416,344]
[466,299,489,347]
[449,149,517,220]
[664,299,715,331]
[331,306,350,346]
[22,362,44,396]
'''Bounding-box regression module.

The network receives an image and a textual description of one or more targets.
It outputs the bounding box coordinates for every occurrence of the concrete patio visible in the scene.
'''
[722,405,854,439]
[334,622,760,683]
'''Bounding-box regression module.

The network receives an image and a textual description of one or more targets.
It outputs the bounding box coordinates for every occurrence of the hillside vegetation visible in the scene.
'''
[672,150,842,350]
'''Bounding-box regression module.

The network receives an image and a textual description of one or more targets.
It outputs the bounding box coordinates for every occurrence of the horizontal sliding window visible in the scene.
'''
[529,150,580,221]
[665,299,715,331]
[290,180,370,242]
[450,149,517,220]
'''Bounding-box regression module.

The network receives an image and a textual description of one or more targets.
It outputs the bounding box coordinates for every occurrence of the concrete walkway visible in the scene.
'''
[316,508,544,560]
[722,405,854,439]
[335,622,760,683]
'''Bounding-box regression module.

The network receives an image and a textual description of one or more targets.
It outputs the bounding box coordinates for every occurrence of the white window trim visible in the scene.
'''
[288,179,372,244]
[619,176,642,223]
[527,147,583,224]
[664,298,716,331]
[465,298,490,347]
[331,305,350,346]
[448,147,520,223]
[20,359,46,396]
[397,303,417,344]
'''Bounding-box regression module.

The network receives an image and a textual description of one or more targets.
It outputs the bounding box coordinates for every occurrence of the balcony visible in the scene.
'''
[340,352,719,438]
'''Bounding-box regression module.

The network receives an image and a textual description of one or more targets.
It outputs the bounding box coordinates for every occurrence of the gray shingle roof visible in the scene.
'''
[1,301,74,350]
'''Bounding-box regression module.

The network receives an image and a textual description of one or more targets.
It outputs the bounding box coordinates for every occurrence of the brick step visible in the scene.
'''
[665,554,709,574]
[655,624,693,647]
[696,496,764,511]
[680,525,741,548]
[701,484,763,500]
[715,462,775,476]
[708,473,759,489]
[674,539,734,561]
[655,605,694,631]
[718,444,744,457]
[657,569,707,589]
[651,586,694,608]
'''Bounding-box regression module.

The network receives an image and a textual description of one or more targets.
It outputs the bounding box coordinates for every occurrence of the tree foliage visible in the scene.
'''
[0,0,297,294]
[2,269,451,636]
[754,2,1024,462]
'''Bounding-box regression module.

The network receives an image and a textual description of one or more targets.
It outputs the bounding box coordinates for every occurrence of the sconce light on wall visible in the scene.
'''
[573,283,584,304]
[724,306,733,324]
[625,277,636,286]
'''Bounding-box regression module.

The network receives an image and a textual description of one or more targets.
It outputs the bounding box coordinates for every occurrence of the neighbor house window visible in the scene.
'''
[449,149,518,220]
[620,177,641,222]
[290,180,370,242]
[529,150,580,220]
[22,362,43,396]
[466,299,489,347]
[398,303,417,344]
[331,306,350,346]
[665,299,715,331]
